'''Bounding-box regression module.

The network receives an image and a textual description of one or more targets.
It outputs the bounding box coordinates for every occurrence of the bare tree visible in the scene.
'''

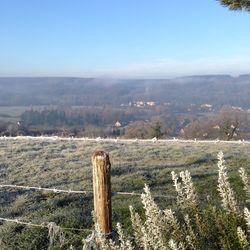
[124,121,152,139]
[217,106,247,140]
[183,107,248,140]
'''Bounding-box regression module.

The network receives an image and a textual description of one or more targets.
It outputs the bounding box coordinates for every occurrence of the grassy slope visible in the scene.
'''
[0,139,249,249]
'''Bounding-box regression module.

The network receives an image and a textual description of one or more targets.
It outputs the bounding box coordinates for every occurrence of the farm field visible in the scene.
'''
[0,106,48,122]
[0,138,249,249]
[0,106,27,122]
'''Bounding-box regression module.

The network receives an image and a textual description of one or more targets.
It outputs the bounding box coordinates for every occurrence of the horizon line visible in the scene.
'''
[0,73,250,80]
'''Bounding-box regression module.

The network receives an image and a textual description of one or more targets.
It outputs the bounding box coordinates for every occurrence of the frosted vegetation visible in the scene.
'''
[93,152,250,250]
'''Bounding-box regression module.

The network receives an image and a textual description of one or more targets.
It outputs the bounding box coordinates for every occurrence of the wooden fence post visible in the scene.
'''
[91,151,112,235]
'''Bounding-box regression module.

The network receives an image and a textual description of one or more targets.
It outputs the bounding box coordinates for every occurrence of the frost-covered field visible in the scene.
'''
[0,136,249,191]
[0,137,249,249]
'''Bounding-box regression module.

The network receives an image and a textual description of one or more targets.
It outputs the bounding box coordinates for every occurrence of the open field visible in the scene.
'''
[0,106,48,122]
[0,105,135,122]
[0,106,27,122]
[0,138,249,249]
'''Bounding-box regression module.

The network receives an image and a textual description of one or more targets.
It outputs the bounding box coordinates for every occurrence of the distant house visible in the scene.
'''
[135,101,145,107]
[232,106,243,111]
[200,104,213,112]
[201,104,213,108]
[146,101,156,106]
[133,101,156,108]
[179,129,185,135]
[115,121,121,128]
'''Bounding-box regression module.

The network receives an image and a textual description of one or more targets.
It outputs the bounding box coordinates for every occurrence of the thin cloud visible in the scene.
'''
[1,56,249,78]
[93,56,250,78]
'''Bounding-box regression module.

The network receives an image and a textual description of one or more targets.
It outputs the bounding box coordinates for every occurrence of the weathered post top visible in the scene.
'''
[91,150,112,235]
[92,151,111,168]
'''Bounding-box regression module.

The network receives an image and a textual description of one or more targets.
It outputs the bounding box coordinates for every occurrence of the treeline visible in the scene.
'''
[1,76,250,108]
[12,106,154,137]
[182,107,249,140]
[1,106,249,140]
[21,109,102,127]
[20,107,145,127]
[0,105,180,137]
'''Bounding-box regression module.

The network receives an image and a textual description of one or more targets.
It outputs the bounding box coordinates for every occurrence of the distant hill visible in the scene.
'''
[0,75,250,108]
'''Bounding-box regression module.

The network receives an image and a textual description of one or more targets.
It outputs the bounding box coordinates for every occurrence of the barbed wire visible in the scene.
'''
[113,191,174,199]
[0,184,91,194]
[0,184,174,199]
[0,217,92,232]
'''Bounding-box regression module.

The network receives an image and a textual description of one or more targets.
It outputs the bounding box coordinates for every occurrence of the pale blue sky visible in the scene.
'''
[0,0,250,78]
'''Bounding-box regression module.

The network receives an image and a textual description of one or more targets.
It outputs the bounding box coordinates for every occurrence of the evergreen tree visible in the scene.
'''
[219,0,250,11]
[151,121,164,139]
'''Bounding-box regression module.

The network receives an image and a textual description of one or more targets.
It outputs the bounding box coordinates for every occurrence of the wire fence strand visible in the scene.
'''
[0,217,92,232]
[0,184,174,199]
[0,184,91,194]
